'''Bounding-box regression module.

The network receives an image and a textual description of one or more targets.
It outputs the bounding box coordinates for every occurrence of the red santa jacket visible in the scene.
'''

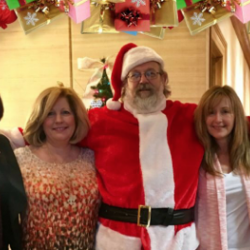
[82,99,204,250]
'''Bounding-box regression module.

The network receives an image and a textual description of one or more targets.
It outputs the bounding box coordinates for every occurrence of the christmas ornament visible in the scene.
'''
[15,1,64,34]
[78,56,114,109]
[150,0,178,27]
[0,0,17,29]
[118,7,142,27]
[182,0,233,35]
[81,1,118,33]
[177,0,200,10]
[140,26,166,39]
[5,0,36,10]
[226,0,250,23]
[66,0,91,23]
[90,99,103,108]
[90,58,113,108]
[115,0,150,31]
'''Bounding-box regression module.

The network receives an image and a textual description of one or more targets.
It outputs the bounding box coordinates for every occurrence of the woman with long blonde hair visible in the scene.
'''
[195,85,250,250]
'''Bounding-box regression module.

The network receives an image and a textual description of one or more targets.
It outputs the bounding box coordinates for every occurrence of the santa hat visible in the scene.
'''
[106,43,165,110]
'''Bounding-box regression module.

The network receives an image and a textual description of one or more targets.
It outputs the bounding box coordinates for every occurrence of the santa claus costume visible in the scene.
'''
[82,43,204,250]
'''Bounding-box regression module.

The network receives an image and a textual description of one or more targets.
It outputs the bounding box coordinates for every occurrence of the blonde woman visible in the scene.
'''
[195,85,250,250]
[14,86,100,249]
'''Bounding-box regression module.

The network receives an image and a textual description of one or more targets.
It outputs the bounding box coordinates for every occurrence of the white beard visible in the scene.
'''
[123,83,166,114]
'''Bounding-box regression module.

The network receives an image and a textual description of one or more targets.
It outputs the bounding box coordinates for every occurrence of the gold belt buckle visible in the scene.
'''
[137,205,151,228]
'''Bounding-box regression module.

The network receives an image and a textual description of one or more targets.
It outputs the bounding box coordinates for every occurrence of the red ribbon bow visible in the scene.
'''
[119,7,142,27]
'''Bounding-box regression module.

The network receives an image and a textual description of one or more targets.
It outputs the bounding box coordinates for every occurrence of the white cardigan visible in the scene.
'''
[196,156,250,250]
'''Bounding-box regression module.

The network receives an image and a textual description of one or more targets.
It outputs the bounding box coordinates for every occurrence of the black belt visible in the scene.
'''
[99,203,195,228]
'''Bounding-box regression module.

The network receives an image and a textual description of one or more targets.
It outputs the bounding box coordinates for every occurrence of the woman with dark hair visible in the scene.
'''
[0,96,27,250]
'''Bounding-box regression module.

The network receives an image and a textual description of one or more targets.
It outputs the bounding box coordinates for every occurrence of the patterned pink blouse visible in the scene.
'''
[14,146,100,250]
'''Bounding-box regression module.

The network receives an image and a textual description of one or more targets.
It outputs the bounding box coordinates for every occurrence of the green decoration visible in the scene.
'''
[90,58,113,108]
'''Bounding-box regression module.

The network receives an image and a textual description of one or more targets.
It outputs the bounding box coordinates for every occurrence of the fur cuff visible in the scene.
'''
[106,98,121,110]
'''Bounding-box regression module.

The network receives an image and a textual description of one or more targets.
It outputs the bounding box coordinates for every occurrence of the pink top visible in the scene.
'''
[14,146,100,250]
[196,155,250,250]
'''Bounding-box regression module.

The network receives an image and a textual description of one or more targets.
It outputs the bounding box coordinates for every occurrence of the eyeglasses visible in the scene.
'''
[127,70,162,83]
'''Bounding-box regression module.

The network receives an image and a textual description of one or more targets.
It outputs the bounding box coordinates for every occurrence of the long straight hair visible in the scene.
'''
[195,85,250,176]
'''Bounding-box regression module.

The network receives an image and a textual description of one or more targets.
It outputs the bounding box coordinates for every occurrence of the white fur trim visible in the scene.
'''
[137,112,174,208]
[0,127,25,149]
[148,223,198,250]
[136,111,176,250]
[181,223,199,250]
[106,98,121,110]
[96,224,141,250]
[121,46,164,80]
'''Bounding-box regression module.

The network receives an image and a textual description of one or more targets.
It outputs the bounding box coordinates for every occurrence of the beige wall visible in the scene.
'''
[218,19,250,115]
[1,15,210,129]
[0,16,71,129]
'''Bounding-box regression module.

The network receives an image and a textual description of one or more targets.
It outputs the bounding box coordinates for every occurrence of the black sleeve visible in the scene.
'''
[0,135,27,250]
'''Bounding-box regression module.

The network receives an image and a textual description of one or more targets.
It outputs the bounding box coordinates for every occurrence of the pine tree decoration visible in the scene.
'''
[90,58,113,108]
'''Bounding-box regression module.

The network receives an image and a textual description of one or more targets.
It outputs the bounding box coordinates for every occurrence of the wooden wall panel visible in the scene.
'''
[71,20,209,105]
[0,16,209,129]
[0,16,71,129]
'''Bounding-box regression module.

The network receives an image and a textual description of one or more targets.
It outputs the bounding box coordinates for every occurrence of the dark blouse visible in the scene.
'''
[0,134,27,250]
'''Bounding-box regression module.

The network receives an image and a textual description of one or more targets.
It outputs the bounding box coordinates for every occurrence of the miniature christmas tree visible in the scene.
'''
[90,58,113,108]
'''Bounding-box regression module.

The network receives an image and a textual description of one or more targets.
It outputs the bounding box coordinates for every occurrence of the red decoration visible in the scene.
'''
[169,0,194,29]
[0,0,17,29]
[119,7,142,27]
[115,0,150,31]
[19,0,27,4]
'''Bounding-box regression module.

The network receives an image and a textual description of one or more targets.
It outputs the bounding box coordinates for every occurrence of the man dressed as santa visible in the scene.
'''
[82,43,204,250]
